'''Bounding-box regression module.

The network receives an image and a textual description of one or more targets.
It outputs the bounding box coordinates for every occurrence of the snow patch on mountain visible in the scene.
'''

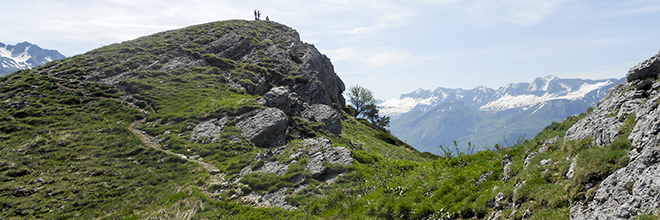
[0,42,65,75]
[480,80,614,111]
[381,76,621,118]
[380,96,437,117]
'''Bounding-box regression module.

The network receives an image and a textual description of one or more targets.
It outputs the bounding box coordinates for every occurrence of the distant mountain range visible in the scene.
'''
[0,42,65,75]
[380,75,624,153]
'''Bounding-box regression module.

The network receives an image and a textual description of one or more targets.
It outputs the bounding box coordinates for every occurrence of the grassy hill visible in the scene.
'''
[0,20,651,219]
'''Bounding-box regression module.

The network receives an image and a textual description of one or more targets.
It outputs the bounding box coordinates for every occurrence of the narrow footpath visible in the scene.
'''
[128,119,221,174]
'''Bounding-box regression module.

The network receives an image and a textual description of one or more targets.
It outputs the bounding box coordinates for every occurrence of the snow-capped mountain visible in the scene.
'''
[0,42,66,76]
[382,76,624,154]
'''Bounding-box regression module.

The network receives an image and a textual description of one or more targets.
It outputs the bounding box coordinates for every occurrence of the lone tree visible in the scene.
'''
[347,84,376,117]
[346,85,390,131]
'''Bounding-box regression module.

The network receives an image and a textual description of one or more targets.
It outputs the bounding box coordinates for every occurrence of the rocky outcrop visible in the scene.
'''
[238,137,354,210]
[236,108,288,148]
[191,116,227,143]
[626,50,660,82]
[564,83,632,146]
[259,86,304,115]
[301,104,342,136]
[301,137,354,182]
[502,154,512,182]
[292,47,346,110]
[569,51,660,219]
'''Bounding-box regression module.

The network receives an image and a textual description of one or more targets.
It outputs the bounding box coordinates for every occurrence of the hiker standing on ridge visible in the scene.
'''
[254,10,258,20]
[266,16,269,21]
[258,11,261,20]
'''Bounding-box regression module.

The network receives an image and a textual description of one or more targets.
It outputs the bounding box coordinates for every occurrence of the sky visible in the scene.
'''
[2,0,660,100]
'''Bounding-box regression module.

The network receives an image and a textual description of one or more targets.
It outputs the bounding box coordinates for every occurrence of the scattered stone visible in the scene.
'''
[487,210,503,220]
[539,135,560,153]
[522,209,532,220]
[523,152,537,170]
[12,188,33,197]
[540,159,552,166]
[488,192,506,211]
[502,154,513,182]
[566,157,577,180]
[475,171,494,186]
[502,154,511,166]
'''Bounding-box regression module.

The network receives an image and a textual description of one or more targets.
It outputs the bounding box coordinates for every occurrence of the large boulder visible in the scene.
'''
[301,104,342,135]
[626,50,660,83]
[236,108,288,148]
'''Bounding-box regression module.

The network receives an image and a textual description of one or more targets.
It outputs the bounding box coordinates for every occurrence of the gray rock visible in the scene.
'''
[292,47,345,110]
[160,56,207,71]
[502,154,512,182]
[303,137,353,180]
[487,210,503,220]
[301,104,342,135]
[523,152,537,170]
[191,116,227,142]
[488,192,506,211]
[503,163,512,182]
[502,154,511,166]
[566,157,577,180]
[522,209,532,220]
[539,135,560,153]
[475,171,494,186]
[306,152,327,178]
[236,108,288,148]
[626,50,660,83]
[259,86,304,115]
[565,85,629,146]
[240,161,289,176]
[569,51,660,219]
[540,159,552,166]
[512,181,526,206]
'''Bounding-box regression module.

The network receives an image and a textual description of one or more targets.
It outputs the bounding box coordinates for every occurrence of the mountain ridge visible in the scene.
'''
[382,76,624,153]
[0,41,66,76]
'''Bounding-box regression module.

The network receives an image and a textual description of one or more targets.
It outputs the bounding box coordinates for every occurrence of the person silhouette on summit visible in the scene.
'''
[258,11,261,20]
[266,16,269,21]
[254,10,258,20]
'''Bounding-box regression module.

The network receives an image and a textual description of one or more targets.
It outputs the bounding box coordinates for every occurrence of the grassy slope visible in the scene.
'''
[0,19,651,219]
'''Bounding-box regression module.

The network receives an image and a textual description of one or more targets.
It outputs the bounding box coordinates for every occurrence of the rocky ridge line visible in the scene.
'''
[567,50,660,219]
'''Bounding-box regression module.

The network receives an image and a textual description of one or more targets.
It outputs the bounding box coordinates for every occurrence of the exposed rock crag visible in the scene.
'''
[569,50,660,219]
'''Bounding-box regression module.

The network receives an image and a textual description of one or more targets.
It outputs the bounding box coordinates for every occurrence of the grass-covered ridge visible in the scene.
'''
[0,19,647,219]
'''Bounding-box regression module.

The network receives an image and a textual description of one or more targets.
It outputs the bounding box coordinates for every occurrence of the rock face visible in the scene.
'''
[259,86,304,115]
[626,50,660,82]
[569,50,660,219]
[236,108,288,148]
[301,104,342,136]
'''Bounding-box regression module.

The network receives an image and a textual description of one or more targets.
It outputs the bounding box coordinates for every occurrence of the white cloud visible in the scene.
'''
[326,47,360,62]
[462,0,569,27]
[366,50,412,68]
[326,46,413,68]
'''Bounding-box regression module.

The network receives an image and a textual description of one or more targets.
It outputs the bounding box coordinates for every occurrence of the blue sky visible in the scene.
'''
[2,0,660,100]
